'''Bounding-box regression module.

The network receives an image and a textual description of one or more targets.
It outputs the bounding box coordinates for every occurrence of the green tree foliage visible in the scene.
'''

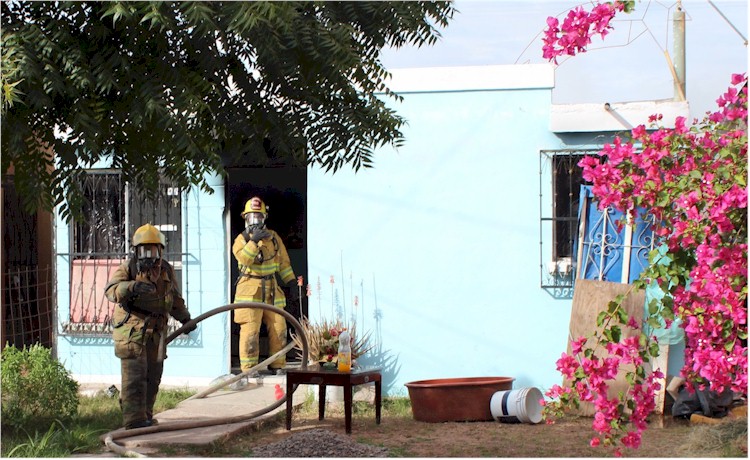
[1,1,454,220]
[1,343,80,428]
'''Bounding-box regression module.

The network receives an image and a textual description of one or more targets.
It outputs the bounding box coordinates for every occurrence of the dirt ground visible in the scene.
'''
[161,405,748,458]
[239,415,704,457]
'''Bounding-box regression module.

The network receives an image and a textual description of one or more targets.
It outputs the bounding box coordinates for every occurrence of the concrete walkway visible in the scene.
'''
[82,374,300,457]
[80,373,376,457]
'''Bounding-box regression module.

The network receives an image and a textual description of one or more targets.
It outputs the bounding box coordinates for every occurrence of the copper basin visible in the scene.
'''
[405,377,515,422]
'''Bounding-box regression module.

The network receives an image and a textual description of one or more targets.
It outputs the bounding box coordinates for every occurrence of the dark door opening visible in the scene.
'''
[2,177,54,350]
[226,167,308,373]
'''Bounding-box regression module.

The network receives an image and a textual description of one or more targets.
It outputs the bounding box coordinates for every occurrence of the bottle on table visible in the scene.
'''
[337,330,352,372]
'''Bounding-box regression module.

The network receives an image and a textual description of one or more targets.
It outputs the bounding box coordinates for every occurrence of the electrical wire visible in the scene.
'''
[707,0,748,45]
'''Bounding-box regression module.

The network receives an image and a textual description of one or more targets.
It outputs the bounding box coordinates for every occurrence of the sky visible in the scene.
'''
[380,0,748,119]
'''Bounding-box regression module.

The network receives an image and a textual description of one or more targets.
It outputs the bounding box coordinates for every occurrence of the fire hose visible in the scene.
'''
[101,302,309,457]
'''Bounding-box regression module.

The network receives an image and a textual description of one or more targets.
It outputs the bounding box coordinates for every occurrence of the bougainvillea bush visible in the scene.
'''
[540,2,747,456]
[579,72,747,393]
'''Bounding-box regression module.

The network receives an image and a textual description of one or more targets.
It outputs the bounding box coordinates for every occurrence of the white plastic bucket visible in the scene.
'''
[490,387,544,424]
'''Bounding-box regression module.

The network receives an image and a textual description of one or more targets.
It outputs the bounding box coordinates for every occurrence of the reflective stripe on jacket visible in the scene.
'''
[232,228,295,323]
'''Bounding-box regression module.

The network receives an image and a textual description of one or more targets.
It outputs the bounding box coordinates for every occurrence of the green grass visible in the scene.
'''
[381,397,412,417]
[295,394,413,419]
[1,388,195,457]
[4,421,89,457]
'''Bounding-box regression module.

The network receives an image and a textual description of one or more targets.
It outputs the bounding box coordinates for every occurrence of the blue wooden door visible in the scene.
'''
[575,186,655,283]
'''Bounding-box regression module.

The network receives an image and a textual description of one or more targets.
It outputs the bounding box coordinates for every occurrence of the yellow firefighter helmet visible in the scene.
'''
[132,223,166,247]
[241,196,267,218]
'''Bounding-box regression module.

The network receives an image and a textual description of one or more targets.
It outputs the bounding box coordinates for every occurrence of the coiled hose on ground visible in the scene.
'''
[101,302,309,458]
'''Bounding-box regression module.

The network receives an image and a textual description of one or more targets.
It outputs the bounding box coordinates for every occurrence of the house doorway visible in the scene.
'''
[226,167,308,373]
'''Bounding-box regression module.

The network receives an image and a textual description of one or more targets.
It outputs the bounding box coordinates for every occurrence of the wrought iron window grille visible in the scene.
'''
[540,148,657,297]
[539,149,600,296]
[61,171,190,338]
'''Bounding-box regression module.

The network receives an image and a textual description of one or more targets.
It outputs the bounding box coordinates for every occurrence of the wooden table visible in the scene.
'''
[285,366,382,434]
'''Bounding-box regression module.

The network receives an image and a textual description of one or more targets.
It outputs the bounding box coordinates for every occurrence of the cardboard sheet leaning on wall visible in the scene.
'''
[564,279,658,416]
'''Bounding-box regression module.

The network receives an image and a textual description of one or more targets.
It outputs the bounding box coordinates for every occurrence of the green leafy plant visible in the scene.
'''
[1,1,455,220]
[5,422,66,458]
[1,387,195,457]
[0,33,23,115]
[1,343,79,427]
[4,419,102,458]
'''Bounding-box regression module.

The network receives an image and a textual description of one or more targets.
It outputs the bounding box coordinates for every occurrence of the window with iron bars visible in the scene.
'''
[62,170,186,336]
[539,149,599,294]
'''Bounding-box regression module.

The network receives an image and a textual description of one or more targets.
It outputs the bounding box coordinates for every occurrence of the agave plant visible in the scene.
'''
[291,316,373,366]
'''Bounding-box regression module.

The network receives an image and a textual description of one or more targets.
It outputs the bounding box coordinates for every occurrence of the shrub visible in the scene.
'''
[291,317,373,366]
[1,343,79,427]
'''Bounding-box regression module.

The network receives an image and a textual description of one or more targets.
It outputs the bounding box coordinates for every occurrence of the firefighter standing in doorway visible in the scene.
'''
[233,196,299,375]
[104,223,196,429]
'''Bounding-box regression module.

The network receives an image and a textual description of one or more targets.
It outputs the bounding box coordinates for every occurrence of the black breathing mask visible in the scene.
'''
[136,244,162,273]
[245,212,265,230]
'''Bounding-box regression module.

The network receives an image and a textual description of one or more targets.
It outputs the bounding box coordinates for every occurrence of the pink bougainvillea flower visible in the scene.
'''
[542,1,627,63]
[556,353,579,379]
[571,336,587,354]
[539,4,747,454]
[547,72,747,454]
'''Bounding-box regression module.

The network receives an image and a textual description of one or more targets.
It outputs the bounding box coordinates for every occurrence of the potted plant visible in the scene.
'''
[291,317,373,370]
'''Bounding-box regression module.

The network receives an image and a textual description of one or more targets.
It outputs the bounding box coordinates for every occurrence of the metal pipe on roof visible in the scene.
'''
[673,1,686,101]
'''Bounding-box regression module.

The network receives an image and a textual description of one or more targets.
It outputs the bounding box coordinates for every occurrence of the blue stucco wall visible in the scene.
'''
[306,65,577,396]
[56,171,229,386]
[55,64,625,396]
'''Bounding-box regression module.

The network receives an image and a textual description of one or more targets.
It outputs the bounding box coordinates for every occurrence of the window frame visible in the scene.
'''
[62,170,188,336]
[539,149,600,293]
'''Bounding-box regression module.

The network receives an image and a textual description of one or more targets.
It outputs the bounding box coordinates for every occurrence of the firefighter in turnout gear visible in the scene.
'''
[104,223,195,430]
[233,196,298,375]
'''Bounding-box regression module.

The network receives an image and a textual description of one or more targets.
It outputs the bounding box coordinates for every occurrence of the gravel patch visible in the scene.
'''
[249,428,389,457]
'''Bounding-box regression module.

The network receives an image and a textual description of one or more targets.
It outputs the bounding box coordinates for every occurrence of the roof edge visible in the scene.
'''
[385,64,554,93]
[550,99,691,133]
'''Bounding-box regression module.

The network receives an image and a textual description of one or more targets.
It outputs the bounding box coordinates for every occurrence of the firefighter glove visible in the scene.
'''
[249,227,271,243]
[130,281,156,295]
[180,317,197,334]
[286,280,301,305]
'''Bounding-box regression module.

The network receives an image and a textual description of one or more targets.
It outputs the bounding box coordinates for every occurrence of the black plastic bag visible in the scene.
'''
[672,385,734,418]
